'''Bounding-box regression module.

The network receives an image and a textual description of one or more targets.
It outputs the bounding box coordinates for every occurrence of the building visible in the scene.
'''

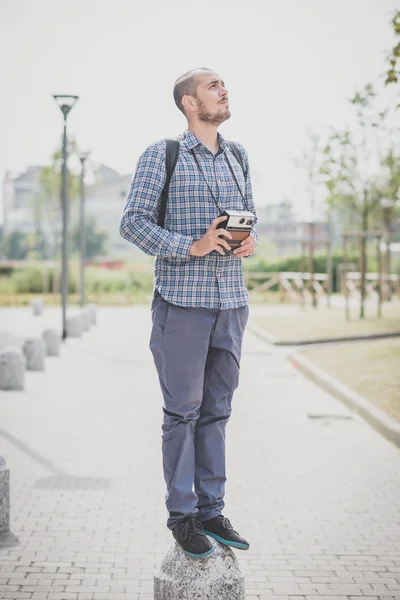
[2,164,134,256]
[83,165,132,255]
[255,202,329,256]
[2,167,44,235]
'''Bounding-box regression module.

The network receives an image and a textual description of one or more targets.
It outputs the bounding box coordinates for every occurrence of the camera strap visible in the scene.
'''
[190,148,248,212]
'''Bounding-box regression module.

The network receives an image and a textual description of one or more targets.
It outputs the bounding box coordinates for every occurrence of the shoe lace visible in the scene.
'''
[217,515,238,534]
[180,518,203,542]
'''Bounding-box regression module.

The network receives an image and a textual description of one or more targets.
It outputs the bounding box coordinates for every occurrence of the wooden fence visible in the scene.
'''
[244,271,329,304]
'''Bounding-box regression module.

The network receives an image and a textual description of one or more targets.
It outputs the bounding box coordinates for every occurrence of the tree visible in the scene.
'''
[70,216,108,259]
[2,230,28,260]
[293,131,326,307]
[372,149,400,298]
[320,84,389,318]
[385,10,400,99]
[36,138,80,257]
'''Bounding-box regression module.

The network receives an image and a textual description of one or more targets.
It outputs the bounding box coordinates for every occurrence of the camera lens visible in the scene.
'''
[239,217,246,224]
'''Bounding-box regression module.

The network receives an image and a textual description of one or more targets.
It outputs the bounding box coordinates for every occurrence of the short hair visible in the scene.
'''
[173,68,214,114]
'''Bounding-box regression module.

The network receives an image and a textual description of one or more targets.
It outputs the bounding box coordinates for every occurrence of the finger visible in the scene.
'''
[210,216,228,229]
[217,229,232,240]
[234,242,252,254]
[234,248,252,257]
[217,239,231,252]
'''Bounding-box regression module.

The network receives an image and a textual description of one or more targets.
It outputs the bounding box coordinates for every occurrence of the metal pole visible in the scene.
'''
[79,157,86,308]
[300,241,305,309]
[326,240,332,308]
[377,235,382,319]
[61,117,68,340]
[343,234,349,322]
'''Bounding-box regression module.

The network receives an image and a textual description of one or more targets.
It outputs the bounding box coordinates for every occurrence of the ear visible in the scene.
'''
[182,94,197,113]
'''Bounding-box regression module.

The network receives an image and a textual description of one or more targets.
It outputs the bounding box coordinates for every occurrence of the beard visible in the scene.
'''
[196,98,231,126]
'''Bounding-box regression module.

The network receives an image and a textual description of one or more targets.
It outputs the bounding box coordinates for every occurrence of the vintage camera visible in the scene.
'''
[216,210,256,250]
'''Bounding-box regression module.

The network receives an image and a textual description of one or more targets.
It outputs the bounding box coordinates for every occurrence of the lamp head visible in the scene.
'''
[53,95,79,118]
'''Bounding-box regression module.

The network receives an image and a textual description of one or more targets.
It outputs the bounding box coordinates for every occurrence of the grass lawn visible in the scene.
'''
[303,338,400,422]
[0,292,152,307]
[252,302,400,343]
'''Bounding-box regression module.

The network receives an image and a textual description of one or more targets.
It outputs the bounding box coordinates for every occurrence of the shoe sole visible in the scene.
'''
[203,530,250,550]
[183,546,215,558]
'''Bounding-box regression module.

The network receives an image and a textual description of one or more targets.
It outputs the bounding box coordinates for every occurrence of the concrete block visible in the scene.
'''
[0,457,10,533]
[0,346,25,390]
[154,539,245,600]
[42,329,61,356]
[79,312,91,332]
[86,303,97,325]
[23,337,46,371]
[31,298,44,316]
[66,316,83,338]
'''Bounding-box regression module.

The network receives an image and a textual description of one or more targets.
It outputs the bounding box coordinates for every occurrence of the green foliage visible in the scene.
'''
[12,267,47,293]
[70,216,109,259]
[35,137,81,258]
[0,264,153,296]
[82,267,153,294]
[1,229,51,260]
[385,10,400,91]
[2,230,28,260]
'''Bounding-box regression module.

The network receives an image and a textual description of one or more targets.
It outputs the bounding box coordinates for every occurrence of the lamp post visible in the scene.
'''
[380,196,394,301]
[79,152,90,308]
[53,94,79,339]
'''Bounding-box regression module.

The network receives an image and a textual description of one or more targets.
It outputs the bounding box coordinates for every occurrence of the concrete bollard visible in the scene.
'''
[0,347,25,391]
[154,539,245,600]
[66,316,83,338]
[0,457,10,533]
[42,329,61,356]
[79,312,91,332]
[23,337,46,371]
[31,297,44,316]
[86,303,97,325]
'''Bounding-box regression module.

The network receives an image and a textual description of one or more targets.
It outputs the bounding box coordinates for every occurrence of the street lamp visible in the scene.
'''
[53,94,79,339]
[79,151,90,308]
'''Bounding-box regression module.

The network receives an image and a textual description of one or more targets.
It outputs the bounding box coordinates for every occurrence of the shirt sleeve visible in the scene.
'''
[237,144,258,251]
[119,142,194,257]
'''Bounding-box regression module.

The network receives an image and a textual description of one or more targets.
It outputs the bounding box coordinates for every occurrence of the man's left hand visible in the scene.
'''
[233,234,255,258]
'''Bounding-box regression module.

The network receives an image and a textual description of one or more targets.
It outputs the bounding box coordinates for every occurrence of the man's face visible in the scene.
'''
[192,72,230,126]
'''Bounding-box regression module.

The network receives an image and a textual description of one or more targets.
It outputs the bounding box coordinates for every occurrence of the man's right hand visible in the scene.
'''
[189,216,233,257]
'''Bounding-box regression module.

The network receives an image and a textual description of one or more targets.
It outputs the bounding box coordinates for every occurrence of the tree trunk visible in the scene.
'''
[359,197,368,319]
[309,222,317,308]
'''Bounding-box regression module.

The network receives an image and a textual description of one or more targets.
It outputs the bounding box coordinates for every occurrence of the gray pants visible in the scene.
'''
[149,294,249,529]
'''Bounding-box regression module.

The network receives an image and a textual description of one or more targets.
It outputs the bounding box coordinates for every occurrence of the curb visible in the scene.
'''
[247,320,278,344]
[289,350,400,449]
[247,320,400,347]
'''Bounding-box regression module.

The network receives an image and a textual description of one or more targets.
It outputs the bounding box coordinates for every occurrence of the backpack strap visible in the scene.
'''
[227,141,247,179]
[157,139,180,229]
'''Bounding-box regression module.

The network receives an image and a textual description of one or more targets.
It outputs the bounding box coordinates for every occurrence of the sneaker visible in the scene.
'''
[201,515,250,550]
[172,517,215,558]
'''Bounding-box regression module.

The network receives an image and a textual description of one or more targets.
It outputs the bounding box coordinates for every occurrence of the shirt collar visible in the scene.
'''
[180,129,228,152]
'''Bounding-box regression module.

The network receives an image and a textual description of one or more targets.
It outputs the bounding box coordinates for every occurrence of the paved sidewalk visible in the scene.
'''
[0,305,399,600]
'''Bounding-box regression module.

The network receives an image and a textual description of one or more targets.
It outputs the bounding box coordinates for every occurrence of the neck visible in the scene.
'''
[188,122,219,154]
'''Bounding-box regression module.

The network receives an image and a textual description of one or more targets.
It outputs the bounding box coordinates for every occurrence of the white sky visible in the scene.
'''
[0,0,399,222]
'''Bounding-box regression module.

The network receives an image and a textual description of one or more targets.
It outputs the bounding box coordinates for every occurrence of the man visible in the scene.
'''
[120,67,257,558]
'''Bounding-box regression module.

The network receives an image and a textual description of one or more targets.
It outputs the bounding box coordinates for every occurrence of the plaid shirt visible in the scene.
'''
[119,129,258,309]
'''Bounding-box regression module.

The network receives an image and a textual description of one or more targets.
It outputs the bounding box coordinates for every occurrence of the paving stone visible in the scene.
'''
[0,306,399,599]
